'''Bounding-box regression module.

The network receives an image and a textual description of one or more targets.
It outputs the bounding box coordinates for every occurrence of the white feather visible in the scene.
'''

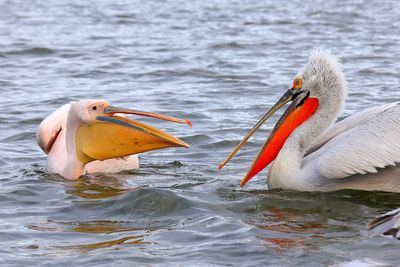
[311,102,400,179]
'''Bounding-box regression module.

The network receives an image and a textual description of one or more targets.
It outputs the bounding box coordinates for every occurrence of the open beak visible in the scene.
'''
[75,107,191,164]
[218,88,319,187]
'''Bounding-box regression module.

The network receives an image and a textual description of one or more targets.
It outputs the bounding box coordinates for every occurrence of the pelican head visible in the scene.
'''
[38,99,191,179]
[296,49,347,102]
[219,49,347,186]
[68,99,111,125]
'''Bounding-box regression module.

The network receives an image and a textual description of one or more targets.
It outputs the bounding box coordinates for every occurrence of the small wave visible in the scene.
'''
[106,188,194,217]
[1,132,36,142]
[1,47,54,56]
[184,134,211,144]
[209,41,245,50]
[70,187,197,222]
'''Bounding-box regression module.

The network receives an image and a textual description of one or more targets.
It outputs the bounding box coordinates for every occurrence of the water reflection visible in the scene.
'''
[27,220,155,252]
[53,235,150,251]
[65,182,132,199]
[261,237,306,249]
[254,208,325,249]
[27,220,152,234]
[45,173,144,199]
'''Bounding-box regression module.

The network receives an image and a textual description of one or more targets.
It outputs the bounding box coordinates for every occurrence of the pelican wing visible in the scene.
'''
[36,104,70,154]
[306,102,400,179]
[367,208,400,238]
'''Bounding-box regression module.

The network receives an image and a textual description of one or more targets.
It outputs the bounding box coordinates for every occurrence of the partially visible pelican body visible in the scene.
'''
[37,100,191,180]
[367,208,400,238]
[220,50,400,192]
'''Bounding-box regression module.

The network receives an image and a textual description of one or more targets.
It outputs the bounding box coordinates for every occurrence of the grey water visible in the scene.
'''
[1,0,400,266]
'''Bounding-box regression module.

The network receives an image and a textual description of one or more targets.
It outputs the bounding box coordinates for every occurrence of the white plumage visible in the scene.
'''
[267,50,400,191]
[312,103,400,179]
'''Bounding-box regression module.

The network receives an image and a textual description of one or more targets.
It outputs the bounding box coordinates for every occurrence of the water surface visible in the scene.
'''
[1,0,400,266]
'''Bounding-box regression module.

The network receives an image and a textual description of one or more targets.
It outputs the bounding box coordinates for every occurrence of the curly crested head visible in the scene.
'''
[295,49,347,103]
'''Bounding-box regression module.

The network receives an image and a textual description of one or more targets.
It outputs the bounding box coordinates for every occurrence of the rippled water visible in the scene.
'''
[1,0,400,266]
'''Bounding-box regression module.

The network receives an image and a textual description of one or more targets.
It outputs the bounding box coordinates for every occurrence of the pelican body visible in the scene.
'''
[220,50,400,192]
[37,100,191,180]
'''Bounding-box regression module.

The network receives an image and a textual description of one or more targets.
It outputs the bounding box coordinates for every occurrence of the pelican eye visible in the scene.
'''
[92,106,97,111]
[293,78,303,89]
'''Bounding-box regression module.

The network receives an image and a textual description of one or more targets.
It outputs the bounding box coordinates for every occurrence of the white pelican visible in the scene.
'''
[37,99,191,180]
[219,49,400,192]
[367,208,400,238]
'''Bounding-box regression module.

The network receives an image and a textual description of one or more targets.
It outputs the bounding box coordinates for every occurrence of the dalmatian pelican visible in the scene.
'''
[219,50,400,192]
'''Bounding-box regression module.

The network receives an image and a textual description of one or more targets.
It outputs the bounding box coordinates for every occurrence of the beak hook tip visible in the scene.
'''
[240,176,250,187]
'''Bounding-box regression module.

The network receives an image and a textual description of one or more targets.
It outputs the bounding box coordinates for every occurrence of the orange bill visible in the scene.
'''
[218,89,294,171]
[104,106,192,127]
[240,96,319,186]
[75,106,192,164]
[75,115,190,164]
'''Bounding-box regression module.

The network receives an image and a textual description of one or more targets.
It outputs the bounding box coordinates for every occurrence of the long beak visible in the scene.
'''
[75,107,191,164]
[104,106,192,127]
[219,89,319,187]
[218,89,297,171]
